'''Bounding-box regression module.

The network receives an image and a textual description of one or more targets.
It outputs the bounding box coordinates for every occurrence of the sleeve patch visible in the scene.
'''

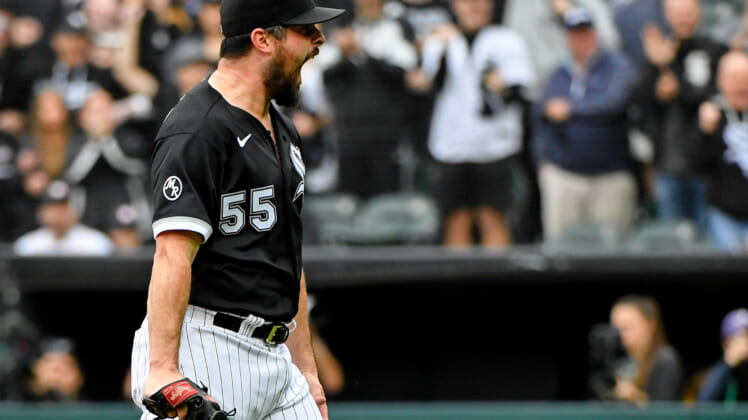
[163,176,184,201]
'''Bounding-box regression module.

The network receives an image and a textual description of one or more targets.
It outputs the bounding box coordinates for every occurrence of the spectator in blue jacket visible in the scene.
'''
[533,7,638,241]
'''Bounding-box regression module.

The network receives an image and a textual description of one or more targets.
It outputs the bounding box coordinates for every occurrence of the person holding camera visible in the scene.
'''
[607,295,684,404]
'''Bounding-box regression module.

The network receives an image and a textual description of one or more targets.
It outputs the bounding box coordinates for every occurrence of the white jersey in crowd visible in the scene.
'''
[421,25,535,164]
[316,17,418,72]
[13,224,115,256]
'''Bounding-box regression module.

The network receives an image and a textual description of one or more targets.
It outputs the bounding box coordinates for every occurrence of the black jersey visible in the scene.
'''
[150,78,305,322]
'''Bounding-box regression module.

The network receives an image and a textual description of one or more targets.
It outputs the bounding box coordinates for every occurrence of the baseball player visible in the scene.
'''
[129,1,344,419]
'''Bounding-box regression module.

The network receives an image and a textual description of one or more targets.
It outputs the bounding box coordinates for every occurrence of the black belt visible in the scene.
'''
[213,312,290,344]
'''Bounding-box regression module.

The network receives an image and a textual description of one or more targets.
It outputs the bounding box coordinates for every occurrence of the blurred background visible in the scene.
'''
[1,0,748,418]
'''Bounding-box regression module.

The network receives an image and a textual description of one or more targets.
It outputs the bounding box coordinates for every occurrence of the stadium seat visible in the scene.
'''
[303,194,360,244]
[542,223,622,253]
[321,192,440,245]
[624,220,705,252]
[304,193,360,224]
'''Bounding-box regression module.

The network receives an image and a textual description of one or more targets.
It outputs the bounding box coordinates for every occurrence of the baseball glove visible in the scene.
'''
[143,378,235,420]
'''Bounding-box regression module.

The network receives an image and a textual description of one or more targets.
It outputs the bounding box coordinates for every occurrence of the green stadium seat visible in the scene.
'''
[543,223,622,253]
[322,192,440,245]
[624,220,707,252]
[305,193,360,223]
[304,194,361,245]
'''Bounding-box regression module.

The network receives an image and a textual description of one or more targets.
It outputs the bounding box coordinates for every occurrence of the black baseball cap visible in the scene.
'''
[54,11,88,36]
[220,0,345,38]
[40,180,71,205]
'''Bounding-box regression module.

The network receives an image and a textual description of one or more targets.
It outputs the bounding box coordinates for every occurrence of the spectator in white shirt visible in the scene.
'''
[407,0,535,248]
[13,179,114,256]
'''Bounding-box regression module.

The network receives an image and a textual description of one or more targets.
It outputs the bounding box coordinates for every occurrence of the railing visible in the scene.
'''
[5,245,748,291]
[2,402,748,420]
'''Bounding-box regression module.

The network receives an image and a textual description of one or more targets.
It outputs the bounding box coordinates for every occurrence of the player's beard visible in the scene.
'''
[266,51,305,107]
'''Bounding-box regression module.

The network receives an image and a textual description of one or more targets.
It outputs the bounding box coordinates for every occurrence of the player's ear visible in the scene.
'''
[251,27,275,53]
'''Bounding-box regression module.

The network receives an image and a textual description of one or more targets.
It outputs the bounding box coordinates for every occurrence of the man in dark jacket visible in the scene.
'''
[698,50,748,253]
[533,7,638,241]
[321,0,418,199]
[636,0,728,236]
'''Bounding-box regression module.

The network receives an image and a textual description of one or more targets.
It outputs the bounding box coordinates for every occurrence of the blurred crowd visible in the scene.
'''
[0,0,748,256]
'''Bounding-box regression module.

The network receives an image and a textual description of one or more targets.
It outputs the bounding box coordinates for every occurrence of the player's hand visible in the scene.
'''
[699,101,721,134]
[143,370,189,419]
[302,371,328,420]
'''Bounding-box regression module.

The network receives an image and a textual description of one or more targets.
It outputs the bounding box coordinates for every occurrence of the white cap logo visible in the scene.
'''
[163,176,183,201]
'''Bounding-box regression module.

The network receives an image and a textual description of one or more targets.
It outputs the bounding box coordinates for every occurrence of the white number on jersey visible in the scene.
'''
[218,186,277,235]
[249,186,277,232]
[219,191,246,235]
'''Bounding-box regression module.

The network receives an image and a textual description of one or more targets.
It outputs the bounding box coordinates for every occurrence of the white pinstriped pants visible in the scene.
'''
[131,305,323,420]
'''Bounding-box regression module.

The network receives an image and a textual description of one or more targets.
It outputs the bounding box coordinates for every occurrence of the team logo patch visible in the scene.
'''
[163,176,183,201]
